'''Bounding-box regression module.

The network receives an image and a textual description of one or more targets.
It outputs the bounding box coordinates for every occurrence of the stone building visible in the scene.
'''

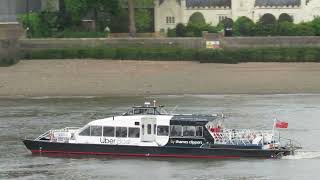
[154,0,320,32]
[0,0,59,22]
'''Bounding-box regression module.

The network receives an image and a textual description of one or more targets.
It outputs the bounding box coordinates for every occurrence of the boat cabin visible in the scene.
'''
[60,103,217,147]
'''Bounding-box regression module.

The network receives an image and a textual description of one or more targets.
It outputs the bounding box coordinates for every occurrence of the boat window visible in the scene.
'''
[170,125,182,136]
[79,126,90,136]
[183,126,196,137]
[142,124,144,135]
[90,126,102,136]
[154,124,157,135]
[128,127,140,138]
[103,126,115,137]
[133,108,155,115]
[196,126,203,137]
[157,126,169,136]
[147,124,152,134]
[116,127,128,138]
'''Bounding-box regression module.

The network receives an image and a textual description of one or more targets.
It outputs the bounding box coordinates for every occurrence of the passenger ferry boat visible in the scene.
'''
[23,102,301,159]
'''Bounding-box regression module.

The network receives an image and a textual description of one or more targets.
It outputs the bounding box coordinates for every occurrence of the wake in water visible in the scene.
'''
[283,151,320,160]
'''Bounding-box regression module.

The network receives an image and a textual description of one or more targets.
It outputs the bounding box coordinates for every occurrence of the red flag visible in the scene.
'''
[275,121,288,128]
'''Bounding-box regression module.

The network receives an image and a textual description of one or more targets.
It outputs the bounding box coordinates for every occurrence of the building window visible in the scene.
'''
[166,16,175,24]
[219,16,227,22]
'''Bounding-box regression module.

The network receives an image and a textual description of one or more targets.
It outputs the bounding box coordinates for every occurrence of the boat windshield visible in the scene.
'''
[123,107,167,116]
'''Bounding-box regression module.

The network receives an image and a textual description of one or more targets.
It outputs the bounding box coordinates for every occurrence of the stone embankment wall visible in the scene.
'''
[222,36,320,48]
[19,37,205,50]
[19,36,320,51]
[0,23,23,59]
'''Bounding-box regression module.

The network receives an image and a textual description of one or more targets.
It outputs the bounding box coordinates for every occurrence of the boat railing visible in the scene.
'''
[34,129,52,141]
[279,137,302,150]
[35,127,80,142]
[210,128,278,146]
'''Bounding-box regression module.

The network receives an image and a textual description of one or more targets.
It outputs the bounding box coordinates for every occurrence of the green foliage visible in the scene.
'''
[278,13,293,23]
[256,14,277,36]
[18,13,41,37]
[233,16,256,36]
[0,58,19,67]
[64,0,119,23]
[64,0,88,23]
[169,22,219,37]
[259,14,277,25]
[188,12,206,26]
[135,9,153,32]
[167,28,176,37]
[277,22,295,36]
[293,23,316,36]
[217,18,233,31]
[19,11,60,38]
[309,18,320,36]
[109,9,129,33]
[175,23,187,37]
[22,47,320,63]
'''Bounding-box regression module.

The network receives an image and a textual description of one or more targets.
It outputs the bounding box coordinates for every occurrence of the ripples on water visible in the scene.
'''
[0,94,320,180]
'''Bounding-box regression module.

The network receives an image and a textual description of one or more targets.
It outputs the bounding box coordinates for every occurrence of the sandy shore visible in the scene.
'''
[0,60,320,97]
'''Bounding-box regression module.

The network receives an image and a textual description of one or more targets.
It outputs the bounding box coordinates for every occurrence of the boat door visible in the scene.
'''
[141,117,156,142]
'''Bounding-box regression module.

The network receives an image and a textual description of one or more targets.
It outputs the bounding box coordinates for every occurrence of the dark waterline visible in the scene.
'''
[1,94,320,180]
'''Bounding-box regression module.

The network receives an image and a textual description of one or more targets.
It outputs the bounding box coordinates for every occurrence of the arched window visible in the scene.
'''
[259,13,276,25]
[188,12,206,25]
[279,13,293,23]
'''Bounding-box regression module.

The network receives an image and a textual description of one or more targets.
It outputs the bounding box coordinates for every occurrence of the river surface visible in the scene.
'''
[1,94,320,180]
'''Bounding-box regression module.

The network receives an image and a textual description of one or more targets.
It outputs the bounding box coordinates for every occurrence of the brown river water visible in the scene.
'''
[0,94,320,180]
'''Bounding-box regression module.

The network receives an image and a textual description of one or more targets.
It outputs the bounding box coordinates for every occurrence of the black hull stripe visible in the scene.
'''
[31,150,242,159]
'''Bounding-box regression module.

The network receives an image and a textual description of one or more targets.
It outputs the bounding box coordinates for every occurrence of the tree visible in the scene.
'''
[256,13,277,36]
[277,21,295,36]
[278,13,293,23]
[175,23,187,37]
[188,12,206,26]
[217,18,233,30]
[64,0,88,23]
[310,17,320,36]
[259,13,277,25]
[135,9,152,32]
[233,16,255,36]
[64,0,120,28]
[294,23,316,36]
[128,0,136,36]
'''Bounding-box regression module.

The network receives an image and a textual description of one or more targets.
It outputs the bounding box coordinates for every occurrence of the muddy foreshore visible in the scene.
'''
[1,60,320,97]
